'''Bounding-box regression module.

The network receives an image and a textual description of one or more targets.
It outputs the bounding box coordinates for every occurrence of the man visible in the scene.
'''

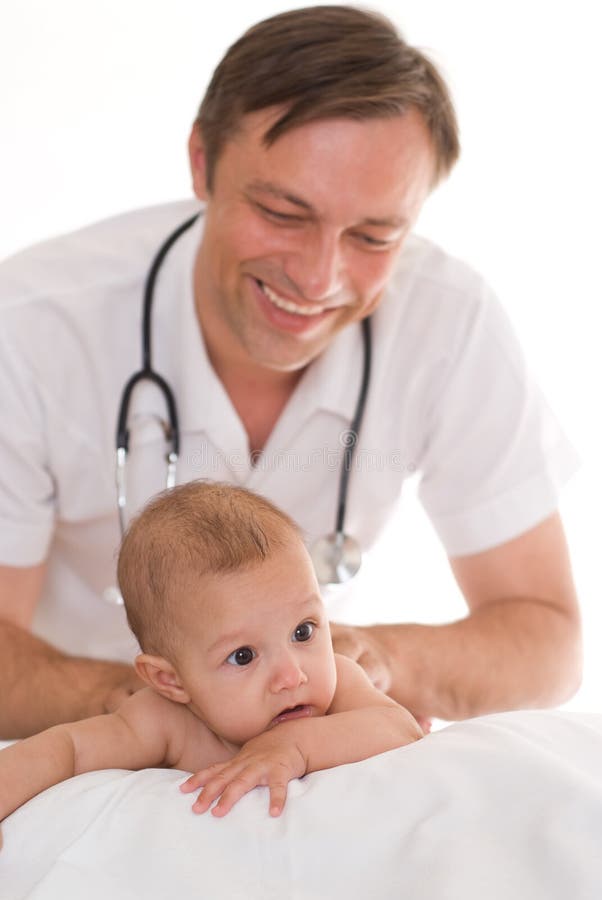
[0,6,582,738]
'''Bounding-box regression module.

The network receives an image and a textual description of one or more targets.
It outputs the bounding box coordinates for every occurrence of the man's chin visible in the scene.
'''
[244,334,335,374]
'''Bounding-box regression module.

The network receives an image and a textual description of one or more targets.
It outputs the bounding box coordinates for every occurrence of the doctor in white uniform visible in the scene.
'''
[0,6,582,738]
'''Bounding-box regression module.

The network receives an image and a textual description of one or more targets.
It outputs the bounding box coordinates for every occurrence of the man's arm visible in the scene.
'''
[330,512,582,721]
[0,562,144,739]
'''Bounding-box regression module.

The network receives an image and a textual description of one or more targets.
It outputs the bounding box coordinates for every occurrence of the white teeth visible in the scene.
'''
[260,281,324,316]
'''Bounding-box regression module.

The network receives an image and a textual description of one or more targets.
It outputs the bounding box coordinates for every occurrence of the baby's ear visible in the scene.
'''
[134,654,190,704]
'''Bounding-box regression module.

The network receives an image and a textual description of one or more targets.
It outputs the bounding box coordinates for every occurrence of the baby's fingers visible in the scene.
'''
[180,762,229,794]
[210,770,259,817]
[268,778,288,817]
[212,769,290,818]
[191,768,241,815]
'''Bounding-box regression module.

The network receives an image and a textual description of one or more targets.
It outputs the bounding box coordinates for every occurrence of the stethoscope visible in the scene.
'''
[114,212,372,588]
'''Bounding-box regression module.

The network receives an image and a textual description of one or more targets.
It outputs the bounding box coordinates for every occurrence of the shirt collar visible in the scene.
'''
[292,322,365,425]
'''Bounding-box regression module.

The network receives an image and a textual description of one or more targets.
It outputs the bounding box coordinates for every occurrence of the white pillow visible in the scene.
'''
[1,710,602,899]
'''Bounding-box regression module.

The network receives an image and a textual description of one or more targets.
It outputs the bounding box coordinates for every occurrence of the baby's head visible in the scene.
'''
[117,481,337,745]
[118,480,301,658]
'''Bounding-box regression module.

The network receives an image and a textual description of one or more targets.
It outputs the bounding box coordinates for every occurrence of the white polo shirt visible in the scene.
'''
[0,200,579,661]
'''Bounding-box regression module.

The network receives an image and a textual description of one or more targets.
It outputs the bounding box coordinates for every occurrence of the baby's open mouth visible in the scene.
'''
[271,704,312,726]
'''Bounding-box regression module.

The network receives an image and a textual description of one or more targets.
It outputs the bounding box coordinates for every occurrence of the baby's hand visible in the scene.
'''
[180,729,307,818]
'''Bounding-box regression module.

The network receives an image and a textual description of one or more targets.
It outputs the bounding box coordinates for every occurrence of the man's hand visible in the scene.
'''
[94,664,146,715]
[329,623,392,692]
[59,657,145,720]
[180,729,306,818]
[331,512,582,724]
[329,623,432,733]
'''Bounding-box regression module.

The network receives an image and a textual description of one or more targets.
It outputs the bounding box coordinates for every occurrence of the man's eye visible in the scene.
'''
[292,622,314,642]
[355,233,391,248]
[257,203,302,223]
[226,646,256,666]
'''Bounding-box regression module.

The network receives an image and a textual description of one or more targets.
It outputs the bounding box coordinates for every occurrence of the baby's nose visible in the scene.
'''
[270,653,307,692]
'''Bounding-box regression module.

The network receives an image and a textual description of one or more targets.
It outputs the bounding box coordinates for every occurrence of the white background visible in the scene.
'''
[1,1,600,712]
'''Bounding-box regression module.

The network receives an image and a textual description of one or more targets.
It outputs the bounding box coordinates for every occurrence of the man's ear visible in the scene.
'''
[135,654,191,705]
[188,124,209,201]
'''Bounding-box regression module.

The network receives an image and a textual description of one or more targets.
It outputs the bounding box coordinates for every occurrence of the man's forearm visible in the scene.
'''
[373,598,583,721]
[0,620,142,738]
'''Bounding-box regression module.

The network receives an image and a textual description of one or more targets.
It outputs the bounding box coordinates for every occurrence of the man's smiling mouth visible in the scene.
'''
[257,280,326,317]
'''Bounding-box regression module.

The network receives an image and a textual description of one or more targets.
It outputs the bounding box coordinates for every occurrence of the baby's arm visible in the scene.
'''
[321,651,424,747]
[182,654,422,817]
[0,688,184,826]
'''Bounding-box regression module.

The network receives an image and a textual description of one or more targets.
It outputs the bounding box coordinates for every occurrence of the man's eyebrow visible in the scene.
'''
[246,179,314,212]
[246,179,408,229]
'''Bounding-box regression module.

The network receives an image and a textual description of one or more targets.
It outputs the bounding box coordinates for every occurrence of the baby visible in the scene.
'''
[0,481,422,833]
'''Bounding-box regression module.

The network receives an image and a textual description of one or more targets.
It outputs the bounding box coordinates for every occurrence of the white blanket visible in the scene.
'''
[1,710,601,899]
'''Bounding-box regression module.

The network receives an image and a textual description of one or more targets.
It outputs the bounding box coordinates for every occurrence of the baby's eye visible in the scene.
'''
[292,622,314,642]
[226,646,256,666]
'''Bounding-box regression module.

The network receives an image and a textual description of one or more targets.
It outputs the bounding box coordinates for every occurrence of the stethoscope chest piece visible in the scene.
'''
[310,532,362,585]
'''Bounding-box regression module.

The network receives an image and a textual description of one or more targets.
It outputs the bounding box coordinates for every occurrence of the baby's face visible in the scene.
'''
[174,538,337,747]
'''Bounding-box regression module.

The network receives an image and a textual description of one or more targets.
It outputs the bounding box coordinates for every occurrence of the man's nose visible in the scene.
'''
[286,228,345,303]
[269,651,308,693]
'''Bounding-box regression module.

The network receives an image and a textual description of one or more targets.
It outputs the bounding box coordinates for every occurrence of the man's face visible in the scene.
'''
[190,108,436,374]
[174,539,337,747]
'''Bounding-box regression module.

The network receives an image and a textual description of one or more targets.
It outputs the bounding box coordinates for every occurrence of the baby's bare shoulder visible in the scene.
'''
[329,654,398,714]
[333,653,372,685]
[114,688,194,764]
[116,686,183,724]
[117,689,235,772]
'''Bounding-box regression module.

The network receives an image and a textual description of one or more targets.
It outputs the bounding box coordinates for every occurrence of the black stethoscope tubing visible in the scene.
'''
[116,213,201,458]
[336,317,371,533]
[114,212,371,584]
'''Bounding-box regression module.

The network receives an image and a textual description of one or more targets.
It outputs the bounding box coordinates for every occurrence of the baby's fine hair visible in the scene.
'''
[117,480,301,658]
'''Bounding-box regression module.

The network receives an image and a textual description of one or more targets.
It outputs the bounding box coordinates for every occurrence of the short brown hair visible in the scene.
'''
[117,481,301,658]
[195,5,459,190]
